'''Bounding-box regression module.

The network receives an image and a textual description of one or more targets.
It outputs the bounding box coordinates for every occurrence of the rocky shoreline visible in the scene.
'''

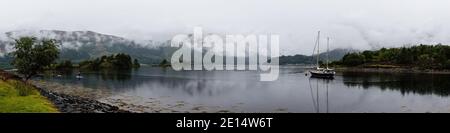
[31,80,246,113]
[33,84,130,113]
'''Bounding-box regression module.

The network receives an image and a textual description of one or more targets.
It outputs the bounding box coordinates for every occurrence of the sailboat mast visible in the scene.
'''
[316,31,320,68]
[326,37,329,69]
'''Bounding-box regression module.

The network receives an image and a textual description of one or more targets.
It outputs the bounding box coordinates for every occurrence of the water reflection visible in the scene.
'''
[46,68,253,97]
[44,69,134,91]
[89,69,133,81]
[342,72,450,96]
[39,67,450,112]
[308,77,331,113]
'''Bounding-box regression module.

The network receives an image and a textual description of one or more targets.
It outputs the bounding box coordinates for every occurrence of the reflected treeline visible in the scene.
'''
[342,72,450,96]
[44,68,226,96]
[146,77,212,96]
[45,69,132,81]
[91,75,224,96]
[43,69,135,92]
[94,69,132,81]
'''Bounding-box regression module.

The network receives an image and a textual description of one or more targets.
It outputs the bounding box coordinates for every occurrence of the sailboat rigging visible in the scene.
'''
[309,31,336,79]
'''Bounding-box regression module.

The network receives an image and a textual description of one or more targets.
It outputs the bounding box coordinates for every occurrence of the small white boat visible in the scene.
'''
[75,71,83,79]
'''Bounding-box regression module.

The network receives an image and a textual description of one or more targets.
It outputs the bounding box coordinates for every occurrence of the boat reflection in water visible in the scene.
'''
[309,77,333,113]
[39,66,450,113]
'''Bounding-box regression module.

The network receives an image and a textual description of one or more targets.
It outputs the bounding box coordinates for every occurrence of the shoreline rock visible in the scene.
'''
[31,80,244,113]
[34,85,131,113]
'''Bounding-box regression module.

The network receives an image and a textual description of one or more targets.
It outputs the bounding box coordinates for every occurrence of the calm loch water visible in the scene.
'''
[43,66,450,113]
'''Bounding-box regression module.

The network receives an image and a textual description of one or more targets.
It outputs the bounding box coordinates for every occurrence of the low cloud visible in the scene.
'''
[1,0,450,55]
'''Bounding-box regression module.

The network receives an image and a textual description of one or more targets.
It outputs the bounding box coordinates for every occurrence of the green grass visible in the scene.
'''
[0,80,59,113]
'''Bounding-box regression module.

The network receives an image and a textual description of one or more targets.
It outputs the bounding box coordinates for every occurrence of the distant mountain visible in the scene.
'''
[314,48,358,61]
[0,30,358,67]
[0,54,13,69]
[279,54,312,65]
[279,48,357,65]
[0,30,177,65]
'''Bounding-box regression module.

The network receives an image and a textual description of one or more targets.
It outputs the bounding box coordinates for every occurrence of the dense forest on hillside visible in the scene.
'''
[336,44,450,69]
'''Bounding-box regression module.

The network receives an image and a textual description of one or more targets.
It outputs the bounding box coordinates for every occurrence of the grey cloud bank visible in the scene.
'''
[1,0,450,55]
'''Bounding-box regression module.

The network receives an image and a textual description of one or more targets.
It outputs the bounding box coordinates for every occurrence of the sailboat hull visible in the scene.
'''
[309,71,335,79]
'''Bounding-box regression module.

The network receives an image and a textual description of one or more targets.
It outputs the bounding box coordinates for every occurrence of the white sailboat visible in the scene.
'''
[309,31,336,79]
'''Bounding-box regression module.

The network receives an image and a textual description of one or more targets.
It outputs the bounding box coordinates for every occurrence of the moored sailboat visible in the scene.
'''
[309,31,336,79]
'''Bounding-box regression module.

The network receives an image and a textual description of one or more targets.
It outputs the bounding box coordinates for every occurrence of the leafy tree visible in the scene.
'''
[395,47,413,64]
[159,59,170,67]
[11,37,59,81]
[54,60,73,71]
[444,60,450,69]
[341,53,365,66]
[361,50,374,62]
[418,54,432,68]
[133,59,140,68]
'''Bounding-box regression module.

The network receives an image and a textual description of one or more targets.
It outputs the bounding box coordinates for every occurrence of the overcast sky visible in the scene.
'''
[1,0,450,55]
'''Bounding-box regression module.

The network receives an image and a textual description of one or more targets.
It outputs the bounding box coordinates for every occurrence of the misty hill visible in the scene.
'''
[0,30,357,67]
[0,30,176,64]
[279,48,357,65]
[315,48,358,61]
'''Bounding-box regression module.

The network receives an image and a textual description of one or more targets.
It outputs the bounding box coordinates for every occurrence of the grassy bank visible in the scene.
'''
[0,80,58,113]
